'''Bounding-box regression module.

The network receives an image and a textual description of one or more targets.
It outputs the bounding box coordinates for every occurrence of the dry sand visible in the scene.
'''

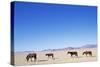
[14,48,97,66]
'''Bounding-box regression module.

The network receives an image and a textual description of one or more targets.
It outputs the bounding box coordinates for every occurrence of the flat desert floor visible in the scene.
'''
[14,48,97,66]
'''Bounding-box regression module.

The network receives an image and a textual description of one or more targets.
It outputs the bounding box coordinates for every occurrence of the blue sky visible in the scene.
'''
[13,1,97,52]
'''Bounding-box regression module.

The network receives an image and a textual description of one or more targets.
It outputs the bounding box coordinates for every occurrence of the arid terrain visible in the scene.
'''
[14,47,97,66]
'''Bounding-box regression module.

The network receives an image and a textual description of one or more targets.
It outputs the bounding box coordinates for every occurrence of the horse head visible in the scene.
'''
[67,51,70,54]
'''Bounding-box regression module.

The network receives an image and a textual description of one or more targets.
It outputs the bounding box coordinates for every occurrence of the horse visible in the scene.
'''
[26,53,37,62]
[67,51,78,57]
[45,53,54,60]
[83,51,92,56]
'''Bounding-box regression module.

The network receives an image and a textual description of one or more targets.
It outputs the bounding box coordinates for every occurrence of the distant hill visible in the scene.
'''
[42,44,97,51]
[80,44,97,48]
[17,44,97,52]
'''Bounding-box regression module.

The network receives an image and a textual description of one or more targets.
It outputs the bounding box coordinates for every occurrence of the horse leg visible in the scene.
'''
[34,57,37,62]
[46,55,49,60]
[27,58,29,62]
[31,58,33,62]
[86,54,87,57]
[90,53,92,57]
[71,54,73,57]
[76,54,78,57]
[26,56,29,62]
[52,55,55,60]
[48,56,50,59]
[34,58,36,62]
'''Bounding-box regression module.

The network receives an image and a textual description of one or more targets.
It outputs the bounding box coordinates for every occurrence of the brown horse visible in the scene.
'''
[67,51,78,57]
[26,53,37,62]
[45,53,54,59]
[83,51,92,56]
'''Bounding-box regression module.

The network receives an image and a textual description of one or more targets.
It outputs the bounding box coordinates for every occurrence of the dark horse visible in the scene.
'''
[83,51,92,56]
[26,53,37,62]
[67,51,78,57]
[45,53,54,59]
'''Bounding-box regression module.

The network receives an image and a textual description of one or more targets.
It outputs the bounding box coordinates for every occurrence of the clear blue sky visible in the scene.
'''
[13,1,97,52]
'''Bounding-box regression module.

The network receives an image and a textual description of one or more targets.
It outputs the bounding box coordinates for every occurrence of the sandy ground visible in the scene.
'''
[14,48,97,66]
